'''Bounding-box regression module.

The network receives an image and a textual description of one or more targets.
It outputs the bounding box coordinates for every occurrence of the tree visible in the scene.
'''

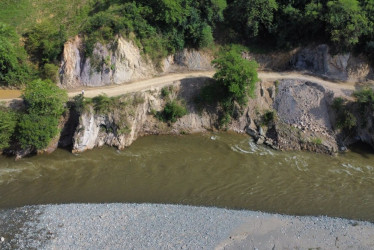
[226,0,278,38]
[17,79,68,150]
[0,108,17,149]
[0,22,32,86]
[212,46,259,106]
[17,113,59,150]
[23,79,68,116]
[326,0,368,51]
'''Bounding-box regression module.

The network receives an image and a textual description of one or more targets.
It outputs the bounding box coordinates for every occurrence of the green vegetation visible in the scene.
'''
[0,79,68,151]
[0,108,17,149]
[208,46,258,126]
[17,80,68,150]
[332,97,357,130]
[157,100,187,123]
[262,110,276,126]
[2,0,374,86]
[0,22,33,86]
[311,137,323,145]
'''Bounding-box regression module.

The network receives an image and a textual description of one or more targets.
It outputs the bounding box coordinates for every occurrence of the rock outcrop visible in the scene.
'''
[59,36,155,88]
[291,45,373,82]
[248,44,373,83]
[70,77,342,154]
[59,36,214,89]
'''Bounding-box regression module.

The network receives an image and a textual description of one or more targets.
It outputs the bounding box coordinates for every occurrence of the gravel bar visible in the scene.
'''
[0,203,373,249]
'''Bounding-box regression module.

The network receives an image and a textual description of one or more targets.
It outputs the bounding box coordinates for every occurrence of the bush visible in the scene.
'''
[213,46,258,105]
[17,113,59,150]
[42,63,59,82]
[24,21,66,66]
[353,89,374,109]
[16,79,68,150]
[0,108,17,149]
[92,94,112,113]
[158,100,187,123]
[262,110,275,126]
[211,45,258,126]
[23,79,68,116]
[332,97,357,130]
[0,22,32,86]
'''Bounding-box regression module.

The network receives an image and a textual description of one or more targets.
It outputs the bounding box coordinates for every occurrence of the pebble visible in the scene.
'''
[1,237,5,242]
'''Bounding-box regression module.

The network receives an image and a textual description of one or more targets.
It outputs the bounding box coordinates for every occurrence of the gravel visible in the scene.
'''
[0,203,373,249]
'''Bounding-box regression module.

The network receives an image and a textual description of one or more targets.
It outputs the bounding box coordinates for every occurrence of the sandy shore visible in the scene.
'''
[0,204,373,249]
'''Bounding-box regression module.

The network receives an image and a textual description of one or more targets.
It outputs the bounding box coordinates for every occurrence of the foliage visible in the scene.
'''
[0,22,32,86]
[24,21,66,65]
[92,94,113,113]
[158,100,187,123]
[311,137,323,145]
[17,113,59,150]
[43,63,59,82]
[262,110,276,126]
[326,0,368,51]
[23,79,68,116]
[226,0,278,38]
[161,86,171,98]
[0,108,17,149]
[332,97,357,130]
[353,88,374,109]
[16,79,68,150]
[212,45,258,107]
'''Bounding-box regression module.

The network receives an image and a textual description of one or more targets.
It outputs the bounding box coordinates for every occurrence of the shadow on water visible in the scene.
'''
[348,141,374,159]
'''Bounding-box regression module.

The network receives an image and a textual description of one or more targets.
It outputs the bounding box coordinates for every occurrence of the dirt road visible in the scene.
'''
[0,71,358,102]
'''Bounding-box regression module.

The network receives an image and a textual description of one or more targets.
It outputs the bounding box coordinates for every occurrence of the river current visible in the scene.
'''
[0,133,373,221]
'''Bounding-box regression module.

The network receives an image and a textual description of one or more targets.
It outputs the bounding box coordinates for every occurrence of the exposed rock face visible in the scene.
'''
[162,49,214,73]
[273,80,338,153]
[71,77,342,154]
[59,36,154,88]
[72,79,218,153]
[59,37,214,89]
[291,45,373,82]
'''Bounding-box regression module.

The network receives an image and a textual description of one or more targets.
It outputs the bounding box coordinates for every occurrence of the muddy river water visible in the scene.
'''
[0,133,373,221]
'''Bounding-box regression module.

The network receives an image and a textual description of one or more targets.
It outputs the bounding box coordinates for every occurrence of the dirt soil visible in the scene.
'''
[0,71,359,103]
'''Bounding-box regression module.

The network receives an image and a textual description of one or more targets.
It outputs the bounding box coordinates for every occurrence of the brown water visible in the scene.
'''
[1,133,374,221]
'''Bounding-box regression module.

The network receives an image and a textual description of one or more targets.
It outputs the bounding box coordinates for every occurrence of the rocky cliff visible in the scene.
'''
[69,77,345,155]
[291,45,374,82]
[249,44,374,83]
[58,36,214,89]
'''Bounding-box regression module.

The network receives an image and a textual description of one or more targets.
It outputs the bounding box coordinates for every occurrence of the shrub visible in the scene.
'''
[16,79,68,150]
[311,137,323,145]
[161,86,170,98]
[353,89,374,109]
[158,100,187,123]
[262,110,275,126]
[24,21,66,66]
[23,79,68,116]
[17,113,59,150]
[0,22,32,86]
[0,108,17,149]
[213,45,258,106]
[43,63,59,82]
[92,94,112,113]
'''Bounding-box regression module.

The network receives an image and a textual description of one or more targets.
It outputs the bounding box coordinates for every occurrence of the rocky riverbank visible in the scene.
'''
[0,204,373,249]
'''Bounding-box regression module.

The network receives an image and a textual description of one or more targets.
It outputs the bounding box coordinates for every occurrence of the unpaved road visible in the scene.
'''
[1,204,373,249]
[0,70,358,102]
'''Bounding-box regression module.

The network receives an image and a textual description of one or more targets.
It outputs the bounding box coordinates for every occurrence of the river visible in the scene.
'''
[0,133,373,222]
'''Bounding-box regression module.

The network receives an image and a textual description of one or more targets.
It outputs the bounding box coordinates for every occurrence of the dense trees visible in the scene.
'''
[0,108,17,149]
[0,79,68,151]
[0,22,32,86]
[2,0,374,86]
[17,79,68,150]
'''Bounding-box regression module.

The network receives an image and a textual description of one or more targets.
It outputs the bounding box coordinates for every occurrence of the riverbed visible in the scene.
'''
[0,133,373,222]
